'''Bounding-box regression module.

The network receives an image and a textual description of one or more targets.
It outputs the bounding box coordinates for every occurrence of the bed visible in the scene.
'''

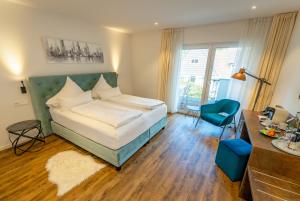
[28,72,167,169]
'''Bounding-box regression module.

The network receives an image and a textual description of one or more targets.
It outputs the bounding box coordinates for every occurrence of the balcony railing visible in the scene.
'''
[178,76,230,112]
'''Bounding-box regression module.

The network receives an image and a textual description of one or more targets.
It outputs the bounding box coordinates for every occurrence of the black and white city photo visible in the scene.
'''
[45,37,104,63]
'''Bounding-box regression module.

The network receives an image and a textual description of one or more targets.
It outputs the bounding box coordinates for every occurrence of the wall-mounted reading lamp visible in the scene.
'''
[20,81,27,94]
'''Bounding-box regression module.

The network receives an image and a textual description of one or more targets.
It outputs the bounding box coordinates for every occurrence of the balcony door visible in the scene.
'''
[178,43,239,112]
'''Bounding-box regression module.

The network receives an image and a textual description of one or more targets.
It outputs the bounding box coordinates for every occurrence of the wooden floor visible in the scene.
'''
[0,114,243,201]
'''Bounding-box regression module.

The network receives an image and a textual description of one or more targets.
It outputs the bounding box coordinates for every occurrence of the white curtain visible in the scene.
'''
[227,17,272,116]
[165,28,184,113]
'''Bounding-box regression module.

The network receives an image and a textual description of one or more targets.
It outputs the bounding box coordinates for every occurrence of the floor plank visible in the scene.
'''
[0,114,243,201]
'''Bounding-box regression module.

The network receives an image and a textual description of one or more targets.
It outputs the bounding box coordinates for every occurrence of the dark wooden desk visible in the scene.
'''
[238,110,300,201]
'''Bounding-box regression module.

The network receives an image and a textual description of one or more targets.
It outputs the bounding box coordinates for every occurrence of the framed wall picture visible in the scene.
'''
[44,37,104,64]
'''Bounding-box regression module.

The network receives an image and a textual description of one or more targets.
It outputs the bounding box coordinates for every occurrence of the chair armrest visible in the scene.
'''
[220,114,235,126]
[201,103,219,113]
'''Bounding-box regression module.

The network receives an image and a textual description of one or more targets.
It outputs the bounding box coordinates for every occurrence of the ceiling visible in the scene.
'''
[7,0,300,33]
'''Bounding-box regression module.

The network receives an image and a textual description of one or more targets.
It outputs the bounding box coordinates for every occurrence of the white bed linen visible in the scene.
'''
[107,94,164,110]
[50,104,167,150]
[71,100,142,128]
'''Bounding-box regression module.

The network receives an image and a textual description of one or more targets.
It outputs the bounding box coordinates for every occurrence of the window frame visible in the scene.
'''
[180,42,239,105]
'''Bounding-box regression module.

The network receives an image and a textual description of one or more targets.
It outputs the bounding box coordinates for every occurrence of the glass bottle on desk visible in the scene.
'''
[297,112,300,131]
[288,132,300,150]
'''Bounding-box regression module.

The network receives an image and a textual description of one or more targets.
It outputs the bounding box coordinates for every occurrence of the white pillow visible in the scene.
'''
[92,74,112,98]
[59,90,93,109]
[98,87,122,100]
[46,77,83,107]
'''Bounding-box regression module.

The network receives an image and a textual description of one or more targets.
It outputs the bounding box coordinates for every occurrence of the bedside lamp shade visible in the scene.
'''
[232,68,246,81]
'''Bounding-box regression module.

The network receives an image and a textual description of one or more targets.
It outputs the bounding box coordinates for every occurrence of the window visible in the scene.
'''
[207,46,239,103]
[179,48,209,110]
[178,43,239,112]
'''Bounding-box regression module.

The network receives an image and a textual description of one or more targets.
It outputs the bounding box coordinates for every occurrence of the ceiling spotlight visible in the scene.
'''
[251,5,257,10]
[154,22,159,26]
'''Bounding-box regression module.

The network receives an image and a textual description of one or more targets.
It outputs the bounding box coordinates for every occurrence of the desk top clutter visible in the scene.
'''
[238,110,300,201]
[258,108,300,157]
[272,139,300,156]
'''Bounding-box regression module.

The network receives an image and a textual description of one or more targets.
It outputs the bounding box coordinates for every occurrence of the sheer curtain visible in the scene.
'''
[158,28,183,113]
[227,17,272,116]
[249,12,297,111]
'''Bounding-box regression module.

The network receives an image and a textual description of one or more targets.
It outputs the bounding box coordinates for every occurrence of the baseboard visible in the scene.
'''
[0,133,52,152]
[0,143,12,151]
[0,137,34,151]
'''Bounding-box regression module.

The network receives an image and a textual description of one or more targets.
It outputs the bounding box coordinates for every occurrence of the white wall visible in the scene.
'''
[131,20,247,99]
[271,15,300,114]
[131,31,161,98]
[0,2,133,150]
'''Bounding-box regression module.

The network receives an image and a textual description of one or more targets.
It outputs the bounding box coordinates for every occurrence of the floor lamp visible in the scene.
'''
[232,68,271,111]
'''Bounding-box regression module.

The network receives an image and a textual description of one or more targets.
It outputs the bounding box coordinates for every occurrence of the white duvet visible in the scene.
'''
[108,94,164,110]
[71,100,142,128]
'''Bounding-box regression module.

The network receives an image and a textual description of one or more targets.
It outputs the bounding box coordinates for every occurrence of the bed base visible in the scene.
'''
[51,116,167,168]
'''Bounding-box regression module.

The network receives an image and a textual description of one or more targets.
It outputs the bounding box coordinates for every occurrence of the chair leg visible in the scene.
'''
[195,116,201,128]
[219,126,226,140]
[233,116,238,139]
[233,116,237,133]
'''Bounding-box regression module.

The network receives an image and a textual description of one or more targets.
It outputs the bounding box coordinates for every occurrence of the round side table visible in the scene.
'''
[186,105,200,123]
[6,120,45,156]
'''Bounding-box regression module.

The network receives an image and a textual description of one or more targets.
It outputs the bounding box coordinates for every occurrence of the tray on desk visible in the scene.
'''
[272,139,300,157]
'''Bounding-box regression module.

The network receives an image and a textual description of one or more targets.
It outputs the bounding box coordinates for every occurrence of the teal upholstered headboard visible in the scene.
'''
[28,72,118,135]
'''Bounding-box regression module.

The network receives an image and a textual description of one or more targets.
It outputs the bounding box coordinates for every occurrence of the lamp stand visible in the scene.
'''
[232,68,271,111]
[245,72,271,111]
[252,79,264,111]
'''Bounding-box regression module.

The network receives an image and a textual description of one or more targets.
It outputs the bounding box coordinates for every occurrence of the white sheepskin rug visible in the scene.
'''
[46,150,105,196]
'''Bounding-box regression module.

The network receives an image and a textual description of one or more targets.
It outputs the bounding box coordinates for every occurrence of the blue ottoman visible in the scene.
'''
[215,139,252,181]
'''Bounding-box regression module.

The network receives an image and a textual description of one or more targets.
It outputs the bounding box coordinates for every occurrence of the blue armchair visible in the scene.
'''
[195,99,240,139]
